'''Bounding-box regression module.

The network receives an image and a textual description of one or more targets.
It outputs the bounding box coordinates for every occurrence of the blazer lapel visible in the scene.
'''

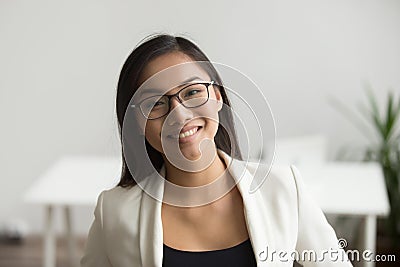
[138,169,164,267]
[219,150,275,265]
[138,149,274,266]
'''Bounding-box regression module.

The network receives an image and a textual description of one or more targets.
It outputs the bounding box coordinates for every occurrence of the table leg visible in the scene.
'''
[64,206,78,267]
[363,215,377,267]
[44,205,55,267]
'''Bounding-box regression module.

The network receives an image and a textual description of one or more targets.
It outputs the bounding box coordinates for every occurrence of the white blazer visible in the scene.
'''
[80,149,353,267]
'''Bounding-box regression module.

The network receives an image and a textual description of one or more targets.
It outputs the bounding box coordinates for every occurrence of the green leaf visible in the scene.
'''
[364,87,387,141]
[389,94,400,142]
[384,91,393,140]
[327,95,374,141]
[384,91,400,142]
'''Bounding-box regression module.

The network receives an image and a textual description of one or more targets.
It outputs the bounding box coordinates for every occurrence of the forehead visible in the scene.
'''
[135,53,211,100]
[138,52,194,84]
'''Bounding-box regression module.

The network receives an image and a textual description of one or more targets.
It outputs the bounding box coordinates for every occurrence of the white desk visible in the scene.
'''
[24,158,389,267]
[295,162,390,267]
[24,156,121,267]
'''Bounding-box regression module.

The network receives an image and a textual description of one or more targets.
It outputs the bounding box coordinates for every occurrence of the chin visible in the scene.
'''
[181,145,202,155]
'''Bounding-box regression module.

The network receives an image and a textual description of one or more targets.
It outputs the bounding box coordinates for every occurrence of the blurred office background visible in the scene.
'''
[0,0,399,266]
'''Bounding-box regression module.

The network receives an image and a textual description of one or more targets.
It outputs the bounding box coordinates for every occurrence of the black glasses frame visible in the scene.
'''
[131,80,215,120]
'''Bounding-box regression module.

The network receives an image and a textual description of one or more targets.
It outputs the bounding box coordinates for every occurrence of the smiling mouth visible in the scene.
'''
[168,126,202,139]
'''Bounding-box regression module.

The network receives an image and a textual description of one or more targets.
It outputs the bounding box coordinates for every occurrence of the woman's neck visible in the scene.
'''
[162,149,227,187]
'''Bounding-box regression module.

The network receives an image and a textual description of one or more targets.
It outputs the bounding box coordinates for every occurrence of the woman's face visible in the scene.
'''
[135,52,223,160]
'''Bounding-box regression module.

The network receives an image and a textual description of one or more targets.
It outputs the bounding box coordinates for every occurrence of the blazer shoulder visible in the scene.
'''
[100,185,143,216]
[245,161,297,196]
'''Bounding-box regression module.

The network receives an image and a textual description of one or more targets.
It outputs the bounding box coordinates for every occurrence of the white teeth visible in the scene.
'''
[172,127,199,139]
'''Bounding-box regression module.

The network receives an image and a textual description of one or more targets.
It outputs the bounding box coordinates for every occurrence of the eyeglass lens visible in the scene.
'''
[140,83,209,119]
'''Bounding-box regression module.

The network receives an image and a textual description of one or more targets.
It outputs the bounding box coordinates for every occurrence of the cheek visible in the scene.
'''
[205,117,220,137]
[144,122,163,147]
[197,104,219,135]
[194,100,220,125]
[194,105,220,137]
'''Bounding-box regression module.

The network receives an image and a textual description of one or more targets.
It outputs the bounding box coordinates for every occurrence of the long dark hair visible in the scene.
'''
[116,34,242,188]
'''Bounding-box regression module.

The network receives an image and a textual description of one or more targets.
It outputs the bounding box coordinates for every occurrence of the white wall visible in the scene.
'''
[1,0,399,235]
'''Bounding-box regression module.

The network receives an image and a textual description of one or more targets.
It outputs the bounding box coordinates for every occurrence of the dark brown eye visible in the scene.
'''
[186,89,201,97]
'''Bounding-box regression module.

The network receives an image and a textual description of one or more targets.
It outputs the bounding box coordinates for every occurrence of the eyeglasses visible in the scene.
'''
[131,81,214,120]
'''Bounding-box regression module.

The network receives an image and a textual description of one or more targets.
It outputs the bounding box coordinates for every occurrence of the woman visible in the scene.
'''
[80,34,353,267]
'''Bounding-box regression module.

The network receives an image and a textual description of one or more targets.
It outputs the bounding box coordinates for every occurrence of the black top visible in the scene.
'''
[162,238,257,267]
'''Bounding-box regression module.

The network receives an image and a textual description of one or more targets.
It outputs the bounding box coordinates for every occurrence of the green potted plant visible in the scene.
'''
[331,86,400,247]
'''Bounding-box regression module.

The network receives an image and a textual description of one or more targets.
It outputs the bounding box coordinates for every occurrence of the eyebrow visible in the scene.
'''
[138,76,204,97]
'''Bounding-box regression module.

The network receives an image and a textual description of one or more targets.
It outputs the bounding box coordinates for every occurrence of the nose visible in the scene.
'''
[166,96,193,126]
[169,95,182,109]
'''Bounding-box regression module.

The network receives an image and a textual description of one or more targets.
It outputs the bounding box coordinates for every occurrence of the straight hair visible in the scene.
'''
[115,34,242,188]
